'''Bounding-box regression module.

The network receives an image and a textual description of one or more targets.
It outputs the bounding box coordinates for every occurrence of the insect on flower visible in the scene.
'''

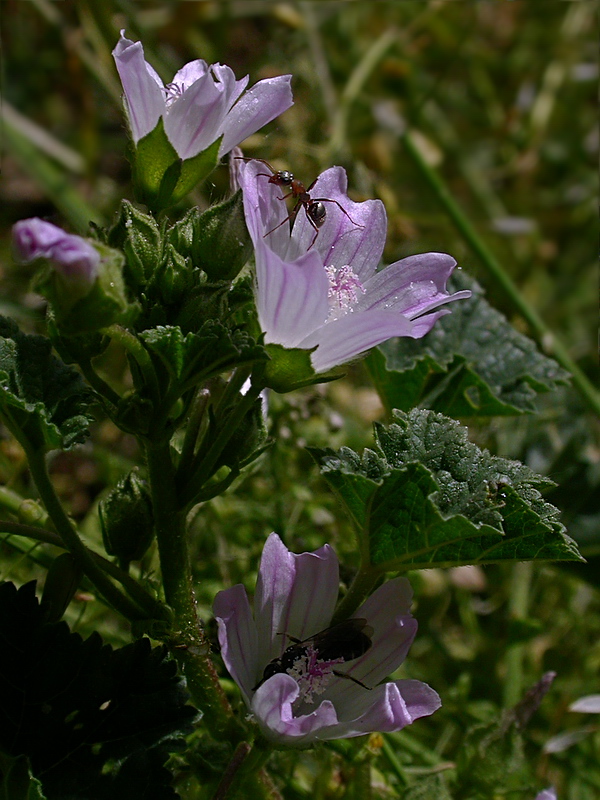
[254,617,374,691]
[236,157,364,249]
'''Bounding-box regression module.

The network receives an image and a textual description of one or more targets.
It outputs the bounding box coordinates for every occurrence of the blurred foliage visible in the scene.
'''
[0,1,598,799]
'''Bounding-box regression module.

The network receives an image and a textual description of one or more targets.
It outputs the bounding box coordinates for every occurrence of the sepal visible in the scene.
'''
[263,343,343,393]
[131,118,221,211]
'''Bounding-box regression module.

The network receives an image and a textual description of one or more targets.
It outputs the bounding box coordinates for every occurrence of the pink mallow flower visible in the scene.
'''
[112,32,293,161]
[213,533,440,746]
[535,790,557,800]
[237,159,470,374]
[12,218,99,287]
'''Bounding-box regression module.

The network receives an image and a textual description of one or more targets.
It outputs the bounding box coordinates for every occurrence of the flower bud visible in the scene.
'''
[107,200,162,289]
[99,468,154,567]
[13,218,99,289]
[191,191,252,281]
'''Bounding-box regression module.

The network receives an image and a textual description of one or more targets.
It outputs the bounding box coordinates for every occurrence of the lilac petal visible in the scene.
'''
[238,160,292,257]
[252,673,339,745]
[13,218,67,261]
[164,70,228,160]
[170,59,210,91]
[254,533,338,666]
[213,584,259,702]
[535,790,557,800]
[112,32,165,143]
[357,253,470,318]
[219,75,293,158]
[12,218,99,285]
[290,167,387,282]
[299,309,417,374]
[407,309,450,338]
[211,63,248,107]
[254,239,329,348]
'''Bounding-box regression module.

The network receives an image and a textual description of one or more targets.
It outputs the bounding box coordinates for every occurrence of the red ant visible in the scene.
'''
[236,157,364,249]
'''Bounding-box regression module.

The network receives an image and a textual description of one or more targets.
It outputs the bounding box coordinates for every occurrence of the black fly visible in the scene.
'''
[254,617,374,692]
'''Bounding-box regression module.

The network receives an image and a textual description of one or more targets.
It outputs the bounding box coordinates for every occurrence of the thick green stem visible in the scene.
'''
[180,381,262,507]
[0,520,165,619]
[78,358,121,408]
[23,445,148,620]
[330,567,380,625]
[144,436,238,739]
[211,737,275,800]
[102,324,160,403]
[401,129,600,418]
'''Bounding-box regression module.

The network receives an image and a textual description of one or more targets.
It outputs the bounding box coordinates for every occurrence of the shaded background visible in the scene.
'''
[0,2,598,798]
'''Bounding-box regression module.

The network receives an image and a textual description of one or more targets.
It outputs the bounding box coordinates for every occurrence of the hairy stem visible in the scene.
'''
[144,435,239,739]
[0,519,166,619]
[23,445,148,620]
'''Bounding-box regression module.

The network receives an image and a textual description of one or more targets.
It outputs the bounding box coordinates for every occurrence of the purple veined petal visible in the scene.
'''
[163,69,229,160]
[213,583,259,703]
[49,237,100,284]
[290,167,387,283]
[254,533,338,665]
[112,31,165,143]
[238,159,293,257]
[325,578,417,708]
[313,679,441,740]
[408,308,451,338]
[218,74,293,158]
[210,63,249,107]
[357,253,470,318]
[252,673,340,745]
[254,238,330,349]
[169,59,210,92]
[12,218,99,286]
[299,309,417,374]
[12,218,67,261]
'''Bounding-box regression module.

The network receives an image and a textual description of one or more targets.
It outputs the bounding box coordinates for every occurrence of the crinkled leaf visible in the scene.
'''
[368,273,570,416]
[0,315,95,451]
[139,321,266,389]
[0,581,197,800]
[311,409,582,571]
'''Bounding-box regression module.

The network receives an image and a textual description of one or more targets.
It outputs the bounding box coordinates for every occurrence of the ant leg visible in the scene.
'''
[263,202,301,238]
[302,206,321,250]
[332,670,371,690]
[235,156,275,173]
[312,198,365,229]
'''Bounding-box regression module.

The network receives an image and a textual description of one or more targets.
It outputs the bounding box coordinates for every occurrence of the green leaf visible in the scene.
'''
[139,322,266,389]
[0,316,95,451]
[368,273,570,416]
[311,409,582,571]
[0,581,197,800]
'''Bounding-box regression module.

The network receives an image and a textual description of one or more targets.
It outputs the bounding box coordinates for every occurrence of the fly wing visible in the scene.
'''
[311,618,373,663]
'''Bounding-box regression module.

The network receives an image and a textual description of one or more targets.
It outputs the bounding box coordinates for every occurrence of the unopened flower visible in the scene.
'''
[213,533,440,746]
[237,159,470,376]
[12,218,99,288]
[112,32,293,161]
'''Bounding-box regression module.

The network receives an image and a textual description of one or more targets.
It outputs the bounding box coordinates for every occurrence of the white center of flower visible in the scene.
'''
[325,264,365,321]
[286,644,344,705]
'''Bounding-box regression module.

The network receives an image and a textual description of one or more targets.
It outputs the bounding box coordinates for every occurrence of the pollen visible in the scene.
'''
[287,644,344,705]
[325,264,366,321]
